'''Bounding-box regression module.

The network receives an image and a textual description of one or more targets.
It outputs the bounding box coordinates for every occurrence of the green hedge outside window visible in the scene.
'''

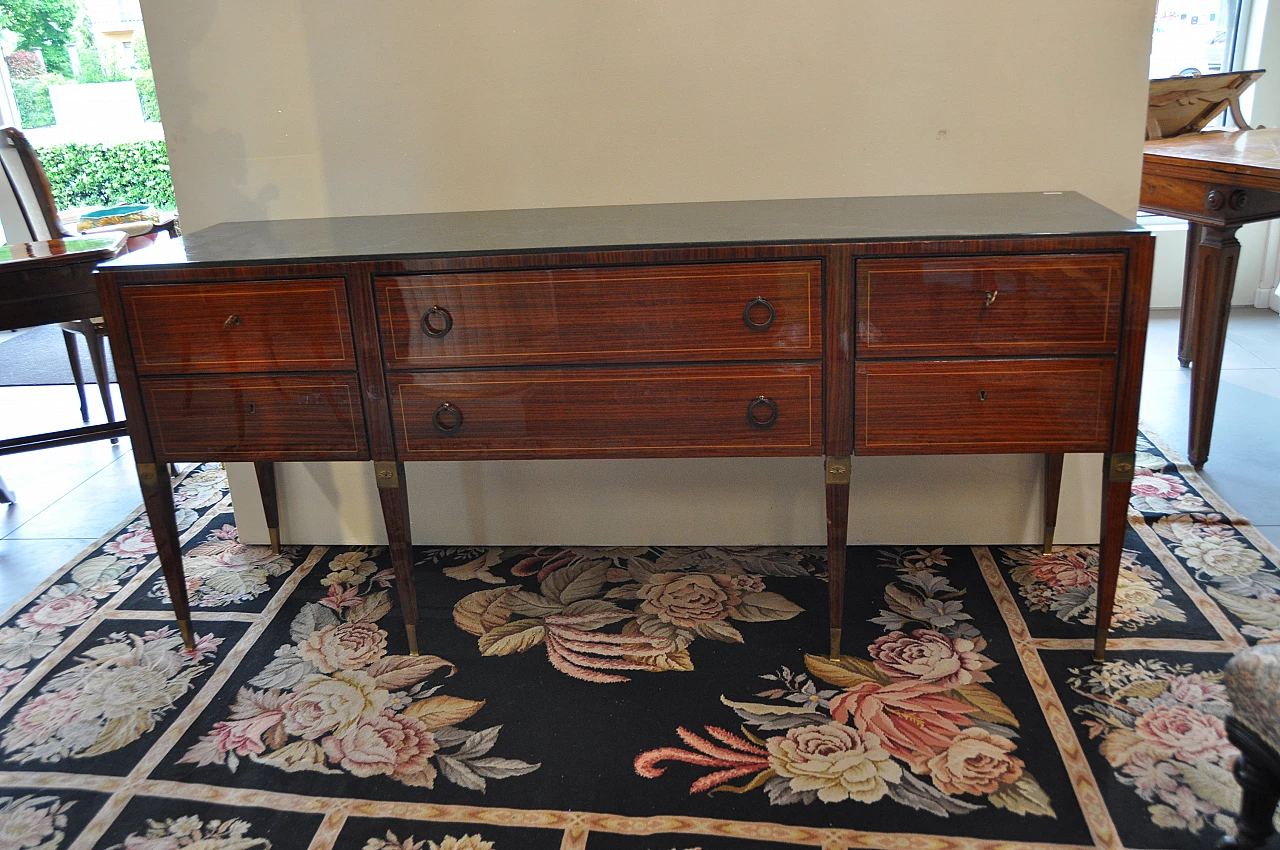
[35,140,176,211]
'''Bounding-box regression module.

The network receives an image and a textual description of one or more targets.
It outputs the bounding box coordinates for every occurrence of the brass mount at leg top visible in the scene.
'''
[374,461,401,489]
[825,456,851,485]
[136,462,161,489]
[1108,452,1136,483]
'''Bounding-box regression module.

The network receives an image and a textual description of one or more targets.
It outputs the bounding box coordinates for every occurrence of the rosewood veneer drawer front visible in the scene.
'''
[388,364,820,459]
[856,254,1125,357]
[377,261,820,368]
[122,279,356,375]
[855,358,1116,454]
[142,375,369,460]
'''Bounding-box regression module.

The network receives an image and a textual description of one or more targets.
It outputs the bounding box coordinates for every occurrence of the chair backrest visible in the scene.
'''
[0,126,63,244]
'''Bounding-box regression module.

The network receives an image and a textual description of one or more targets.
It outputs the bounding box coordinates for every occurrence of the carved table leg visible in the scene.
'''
[1188,224,1242,467]
[1178,221,1203,367]
[1043,452,1064,554]
[138,462,194,650]
[254,461,280,554]
[1093,452,1135,661]
[825,456,850,660]
[375,461,419,656]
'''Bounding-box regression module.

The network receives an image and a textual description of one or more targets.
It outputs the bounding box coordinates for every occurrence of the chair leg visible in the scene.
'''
[1218,746,1280,849]
[62,328,89,423]
[83,323,118,443]
[0,474,14,504]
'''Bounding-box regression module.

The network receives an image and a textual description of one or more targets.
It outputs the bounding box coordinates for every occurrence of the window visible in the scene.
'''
[1150,0,1245,78]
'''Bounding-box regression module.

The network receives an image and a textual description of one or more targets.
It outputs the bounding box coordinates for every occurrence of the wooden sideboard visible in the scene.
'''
[95,193,1154,662]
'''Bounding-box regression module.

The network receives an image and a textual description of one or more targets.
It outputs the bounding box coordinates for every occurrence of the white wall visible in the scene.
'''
[142,1,1158,546]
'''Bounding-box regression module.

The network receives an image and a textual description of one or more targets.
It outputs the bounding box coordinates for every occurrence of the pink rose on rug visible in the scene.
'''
[15,594,97,632]
[869,629,994,687]
[638,573,744,627]
[4,690,83,751]
[0,668,25,691]
[829,680,976,771]
[105,528,156,559]
[321,710,438,780]
[206,711,284,757]
[926,727,1024,795]
[1168,673,1228,706]
[1134,705,1230,761]
[1023,550,1096,589]
[298,622,388,673]
[1131,471,1187,499]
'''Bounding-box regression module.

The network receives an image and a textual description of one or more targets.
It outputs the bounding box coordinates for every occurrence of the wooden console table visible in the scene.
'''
[1141,128,1280,467]
[95,193,1153,661]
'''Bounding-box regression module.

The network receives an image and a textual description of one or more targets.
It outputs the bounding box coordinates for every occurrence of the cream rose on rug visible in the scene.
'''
[768,723,902,803]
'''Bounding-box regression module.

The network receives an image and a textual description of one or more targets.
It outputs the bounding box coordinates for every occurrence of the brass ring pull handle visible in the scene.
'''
[742,296,775,331]
[747,395,778,428]
[983,290,999,307]
[421,306,453,338]
[432,402,463,434]
[223,314,241,328]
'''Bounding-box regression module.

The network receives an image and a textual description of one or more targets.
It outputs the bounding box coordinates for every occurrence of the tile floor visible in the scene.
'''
[1,307,1278,615]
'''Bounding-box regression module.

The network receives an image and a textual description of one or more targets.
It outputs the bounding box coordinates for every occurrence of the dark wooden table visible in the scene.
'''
[1141,129,1280,466]
[0,233,128,457]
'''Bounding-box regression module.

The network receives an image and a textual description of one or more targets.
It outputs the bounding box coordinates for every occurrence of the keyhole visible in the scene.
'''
[249,403,257,414]
[978,390,987,402]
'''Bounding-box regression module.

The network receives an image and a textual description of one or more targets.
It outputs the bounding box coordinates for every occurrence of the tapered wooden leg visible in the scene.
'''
[137,462,194,650]
[62,329,89,423]
[1094,453,1135,661]
[1178,221,1203,367]
[1043,452,1064,554]
[375,461,418,656]
[0,474,13,504]
[825,457,850,660]
[253,461,280,553]
[1188,224,1242,467]
[84,322,118,443]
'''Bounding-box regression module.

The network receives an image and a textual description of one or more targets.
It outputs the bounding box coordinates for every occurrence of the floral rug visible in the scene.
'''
[1,430,1277,850]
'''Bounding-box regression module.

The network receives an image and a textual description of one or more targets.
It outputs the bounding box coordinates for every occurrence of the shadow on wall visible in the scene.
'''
[149,4,277,229]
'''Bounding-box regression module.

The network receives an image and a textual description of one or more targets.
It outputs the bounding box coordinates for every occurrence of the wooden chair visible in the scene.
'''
[0,126,118,430]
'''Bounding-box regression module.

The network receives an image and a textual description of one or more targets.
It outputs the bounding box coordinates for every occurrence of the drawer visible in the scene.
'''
[377,261,820,368]
[122,279,356,375]
[855,358,1115,454]
[142,375,369,460]
[856,254,1124,357]
[387,363,820,459]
